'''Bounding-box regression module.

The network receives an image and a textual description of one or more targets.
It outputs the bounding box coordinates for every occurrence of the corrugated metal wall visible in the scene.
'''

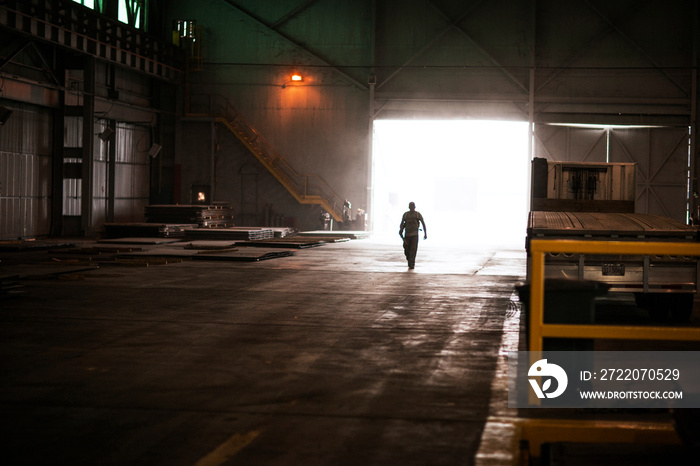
[0,102,53,239]
[91,120,151,226]
[114,122,150,223]
[1,109,151,239]
[63,116,82,217]
[92,120,109,227]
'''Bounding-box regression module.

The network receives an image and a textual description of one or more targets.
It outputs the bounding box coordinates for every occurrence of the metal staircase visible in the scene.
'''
[187,95,345,222]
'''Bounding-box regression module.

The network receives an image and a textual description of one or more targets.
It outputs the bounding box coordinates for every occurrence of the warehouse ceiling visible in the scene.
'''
[209,0,696,124]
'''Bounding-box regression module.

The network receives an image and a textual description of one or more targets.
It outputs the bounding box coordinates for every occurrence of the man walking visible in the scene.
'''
[399,202,427,269]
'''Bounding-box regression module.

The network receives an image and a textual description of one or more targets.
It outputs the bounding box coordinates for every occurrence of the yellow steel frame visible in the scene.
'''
[516,418,681,459]
[518,239,699,462]
[529,239,700,352]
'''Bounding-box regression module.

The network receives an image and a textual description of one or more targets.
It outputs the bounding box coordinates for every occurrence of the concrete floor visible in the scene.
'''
[0,238,526,465]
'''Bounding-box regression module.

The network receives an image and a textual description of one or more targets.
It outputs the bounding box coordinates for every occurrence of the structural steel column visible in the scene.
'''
[51,58,66,237]
[107,120,116,223]
[81,57,95,236]
[210,119,216,203]
[366,0,377,231]
[528,0,537,213]
[692,0,699,222]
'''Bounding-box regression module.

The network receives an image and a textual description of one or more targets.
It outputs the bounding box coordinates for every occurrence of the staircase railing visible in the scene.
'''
[187,93,345,222]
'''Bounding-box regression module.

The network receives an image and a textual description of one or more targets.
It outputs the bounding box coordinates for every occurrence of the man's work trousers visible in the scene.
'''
[403,235,419,268]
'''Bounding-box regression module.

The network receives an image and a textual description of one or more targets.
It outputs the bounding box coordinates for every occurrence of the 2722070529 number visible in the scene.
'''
[598,368,680,381]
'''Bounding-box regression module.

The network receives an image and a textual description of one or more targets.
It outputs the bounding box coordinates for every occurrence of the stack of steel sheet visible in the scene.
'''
[184,241,238,250]
[103,223,196,238]
[237,236,331,248]
[119,245,295,262]
[184,227,275,241]
[0,241,75,251]
[297,230,371,240]
[98,237,183,245]
[145,204,235,228]
[192,248,295,261]
[269,227,296,238]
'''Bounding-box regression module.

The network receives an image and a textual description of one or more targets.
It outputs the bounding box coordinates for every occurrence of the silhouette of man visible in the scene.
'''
[399,202,427,269]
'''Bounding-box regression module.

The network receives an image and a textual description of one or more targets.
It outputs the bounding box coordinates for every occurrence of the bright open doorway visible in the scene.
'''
[371,120,530,248]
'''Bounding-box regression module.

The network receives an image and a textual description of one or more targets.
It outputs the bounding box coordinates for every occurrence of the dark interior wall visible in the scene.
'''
[0,3,181,238]
[167,0,372,229]
[178,121,213,205]
[178,119,331,229]
[212,123,325,229]
[165,0,698,230]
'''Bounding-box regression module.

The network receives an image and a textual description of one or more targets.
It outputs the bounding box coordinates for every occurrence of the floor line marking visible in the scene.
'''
[195,430,260,466]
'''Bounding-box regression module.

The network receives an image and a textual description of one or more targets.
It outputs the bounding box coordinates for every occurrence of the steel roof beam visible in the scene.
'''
[583,0,689,98]
[376,1,528,95]
[222,0,367,91]
[537,1,688,99]
[428,1,528,94]
[271,0,320,29]
[375,1,484,91]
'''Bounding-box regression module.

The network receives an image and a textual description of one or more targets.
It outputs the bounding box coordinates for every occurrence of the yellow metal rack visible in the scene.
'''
[528,239,700,352]
[511,239,700,464]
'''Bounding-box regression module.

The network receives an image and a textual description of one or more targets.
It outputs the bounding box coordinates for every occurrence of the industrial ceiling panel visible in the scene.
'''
[609,127,690,221]
[374,0,531,118]
[534,125,607,163]
[534,0,693,125]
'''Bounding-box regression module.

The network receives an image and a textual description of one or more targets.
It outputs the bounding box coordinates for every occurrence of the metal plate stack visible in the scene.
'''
[237,236,331,248]
[183,227,275,241]
[118,244,296,262]
[297,230,372,240]
[270,227,296,238]
[145,205,235,228]
[103,223,196,238]
[192,248,295,261]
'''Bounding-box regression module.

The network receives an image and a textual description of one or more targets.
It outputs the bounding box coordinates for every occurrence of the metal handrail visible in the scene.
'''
[528,239,700,352]
[1,0,183,81]
[187,93,345,221]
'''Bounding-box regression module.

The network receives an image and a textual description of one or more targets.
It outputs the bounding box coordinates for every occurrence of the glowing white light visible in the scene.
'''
[372,120,529,247]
